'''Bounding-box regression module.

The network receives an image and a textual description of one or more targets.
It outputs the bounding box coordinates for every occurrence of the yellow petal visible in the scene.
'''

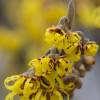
[5,92,16,100]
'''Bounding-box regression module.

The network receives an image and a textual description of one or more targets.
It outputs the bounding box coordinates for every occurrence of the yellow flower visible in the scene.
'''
[63,32,81,53]
[45,27,81,54]
[40,71,56,92]
[29,58,42,76]
[4,75,25,93]
[50,89,63,100]
[4,14,99,100]
[84,41,99,56]
[56,58,72,77]
[29,57,54,76]
[22,78,40,99]
[45,26,65,48]
[4,75,25,100]
[66,46,81,62]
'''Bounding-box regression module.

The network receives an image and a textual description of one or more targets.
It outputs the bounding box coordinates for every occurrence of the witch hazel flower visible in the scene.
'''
[4,0,99,100]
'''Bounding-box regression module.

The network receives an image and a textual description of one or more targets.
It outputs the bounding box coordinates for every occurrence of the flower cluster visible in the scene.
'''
[4,26,99,100]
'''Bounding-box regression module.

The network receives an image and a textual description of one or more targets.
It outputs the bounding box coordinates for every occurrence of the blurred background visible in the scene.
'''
[0,0,100,100]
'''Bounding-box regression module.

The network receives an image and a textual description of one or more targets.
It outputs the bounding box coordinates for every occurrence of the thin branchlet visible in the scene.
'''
[58,0,75,33]
[67,0,75,29]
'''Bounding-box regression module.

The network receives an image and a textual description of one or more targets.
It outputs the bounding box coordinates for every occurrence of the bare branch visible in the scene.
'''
[58,0,75,32]
[67,0,75,29]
